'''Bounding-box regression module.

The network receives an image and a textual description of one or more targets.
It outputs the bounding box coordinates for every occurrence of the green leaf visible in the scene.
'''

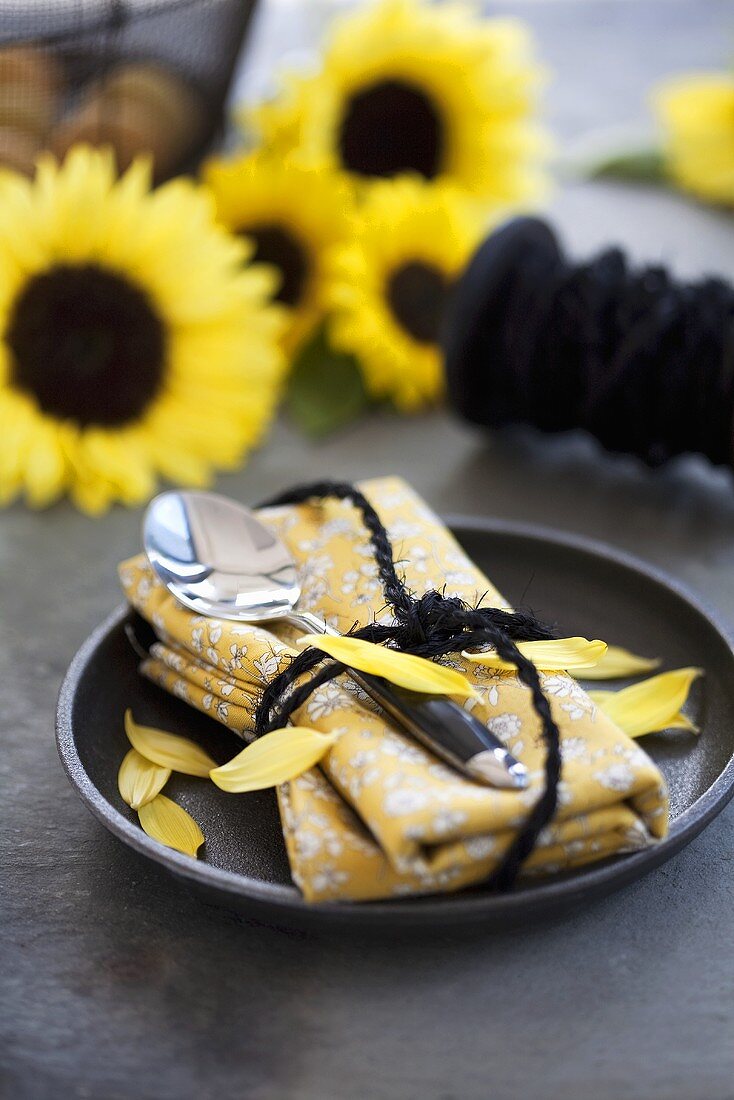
[588,148,667,185]
[286,327,370,439]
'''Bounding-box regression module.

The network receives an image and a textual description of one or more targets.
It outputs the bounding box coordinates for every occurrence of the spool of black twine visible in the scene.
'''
[443,217,734,469]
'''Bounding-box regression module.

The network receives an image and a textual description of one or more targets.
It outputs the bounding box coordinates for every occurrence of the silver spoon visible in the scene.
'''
[143,490,528,789]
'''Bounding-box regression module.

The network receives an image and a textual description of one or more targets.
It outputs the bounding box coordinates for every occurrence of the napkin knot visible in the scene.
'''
[255,480,563,890]
[390,589,558,655]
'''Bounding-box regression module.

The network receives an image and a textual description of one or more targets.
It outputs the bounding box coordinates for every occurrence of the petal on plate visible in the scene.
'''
[118,748,171,810]
[209,726,337,793]
[588,667,703,738]
[137,794,205,856]
[297,634,477,698]
[577,645,661,680]
[463,637,607,671]
[124,710,217,777]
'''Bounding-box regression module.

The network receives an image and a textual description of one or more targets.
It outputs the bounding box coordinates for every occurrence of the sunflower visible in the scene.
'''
[0,146,285,514]
[252,0,546,205]
[653,73,734,206]
[203,152,354,353]
[327,177,486,409]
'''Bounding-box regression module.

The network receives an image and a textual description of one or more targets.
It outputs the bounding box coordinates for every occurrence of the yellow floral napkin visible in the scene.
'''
[119,477,668,903]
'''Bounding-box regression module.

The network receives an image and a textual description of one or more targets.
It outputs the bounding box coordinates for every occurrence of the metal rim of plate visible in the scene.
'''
[56,517,734,930]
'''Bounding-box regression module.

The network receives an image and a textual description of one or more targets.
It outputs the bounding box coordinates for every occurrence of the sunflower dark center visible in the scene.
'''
[241,223,309,307]
[6,263,166,428]
[338,79,443,180]
[387,261,450,343]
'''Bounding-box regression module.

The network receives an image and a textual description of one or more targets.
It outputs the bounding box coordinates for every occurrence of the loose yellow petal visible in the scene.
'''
[589,667,703,738]
[124,710,217,777]
[118,748,171,810]
[297,634,478,698]
[666,713,699,733]
[463,637,607,671]
[137,794,204,856]
[577,645,661,680]
[210,727,337,793]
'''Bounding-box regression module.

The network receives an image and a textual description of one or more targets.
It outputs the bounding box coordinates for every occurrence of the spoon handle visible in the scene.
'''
[284,612,527,790]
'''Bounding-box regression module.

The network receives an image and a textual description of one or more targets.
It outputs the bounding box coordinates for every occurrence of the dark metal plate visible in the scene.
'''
[56,519,734,929]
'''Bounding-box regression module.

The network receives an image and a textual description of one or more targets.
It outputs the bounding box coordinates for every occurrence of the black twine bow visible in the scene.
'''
[254,480,562,890]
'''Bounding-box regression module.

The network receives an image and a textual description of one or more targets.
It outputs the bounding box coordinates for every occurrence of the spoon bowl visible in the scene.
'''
[144,490,302,623]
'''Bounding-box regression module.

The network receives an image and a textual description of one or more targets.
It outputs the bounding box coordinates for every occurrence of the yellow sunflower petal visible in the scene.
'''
[666,712,699,733]
[137,794,204,856]
[297,633,477,698]
[464,637,607,671]
[124,710,217,777]
[209,727,337,793]
[588,667,703,738]
[578,645,661,680]
[23,418,68,507]
[653,72,734,205]
[118,748,171,810]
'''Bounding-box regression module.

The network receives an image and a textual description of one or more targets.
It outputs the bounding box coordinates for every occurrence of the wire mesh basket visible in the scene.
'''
[0,0,258,180]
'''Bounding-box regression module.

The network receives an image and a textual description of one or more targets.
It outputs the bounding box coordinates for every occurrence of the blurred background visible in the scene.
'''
[1,0,733,517]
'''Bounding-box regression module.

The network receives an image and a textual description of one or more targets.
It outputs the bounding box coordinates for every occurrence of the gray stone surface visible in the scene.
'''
[2,2,734,1098]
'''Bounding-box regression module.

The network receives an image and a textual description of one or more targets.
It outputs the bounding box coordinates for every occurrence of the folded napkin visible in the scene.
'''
[119,477,668,902]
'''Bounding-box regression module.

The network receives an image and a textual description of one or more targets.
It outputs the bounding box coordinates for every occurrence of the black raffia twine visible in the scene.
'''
[444,216,734,470]
[253,480,562,892]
